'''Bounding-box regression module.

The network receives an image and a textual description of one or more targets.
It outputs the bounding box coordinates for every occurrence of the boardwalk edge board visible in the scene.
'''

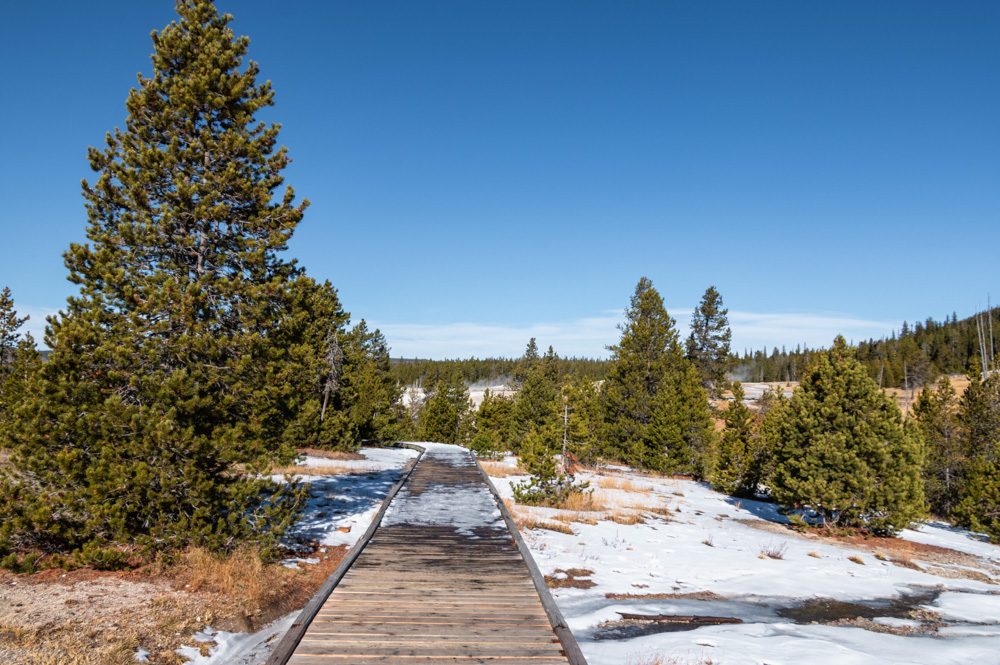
[264,443,426,665]
[472,458,590,665]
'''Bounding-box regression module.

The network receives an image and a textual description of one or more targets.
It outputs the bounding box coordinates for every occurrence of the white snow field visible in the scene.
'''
[488,461,1000,665]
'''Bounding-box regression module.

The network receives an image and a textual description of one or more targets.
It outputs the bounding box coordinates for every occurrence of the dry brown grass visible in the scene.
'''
[848,555,866,565]
[593,476,651,493]
[272,462,376,476]
[0,621,149,665]
[297,448,367,460]
[884,374,972,417]
[552,512,598,526]
[173,546,298,612]
[610,508,646,525]
[505,501,575,534]
[479,460,525,477]
[558,490,605,512]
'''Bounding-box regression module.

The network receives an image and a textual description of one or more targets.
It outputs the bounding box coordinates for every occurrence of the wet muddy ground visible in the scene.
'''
[589,587,1000,641]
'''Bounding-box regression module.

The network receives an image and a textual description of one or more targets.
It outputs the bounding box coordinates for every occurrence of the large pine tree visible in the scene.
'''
[602,278,715,472]
[0,1,308,566]
[686,285,732,396]
[770,336,925,534]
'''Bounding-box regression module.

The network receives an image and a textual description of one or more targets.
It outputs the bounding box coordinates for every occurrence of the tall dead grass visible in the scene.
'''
[479,460,525,477]
[593,476,651,493]
[173,546,296,612]
[504,500,575,534]
[0,621,146,665]
[271,462,375,476]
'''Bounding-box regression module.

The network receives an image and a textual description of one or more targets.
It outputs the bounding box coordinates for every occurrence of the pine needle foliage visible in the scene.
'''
[770,336,925,535]
[512,429,589,507]
[951,369,1000,541]
[602,278,716,474]
[0,289,40,438]
[0,0,310,566]
[712,381,770,498]
[686,285,733,396]
[912,376,965,517]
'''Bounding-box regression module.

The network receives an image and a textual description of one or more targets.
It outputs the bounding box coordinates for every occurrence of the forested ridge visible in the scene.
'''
[732,307,1000,389]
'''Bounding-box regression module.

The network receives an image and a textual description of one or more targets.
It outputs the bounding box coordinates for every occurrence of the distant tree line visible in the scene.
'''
[389,355,608,389]
[732,308,1000,390]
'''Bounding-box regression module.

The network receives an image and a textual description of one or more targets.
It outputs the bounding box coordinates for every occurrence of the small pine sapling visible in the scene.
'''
[513,429,590,507]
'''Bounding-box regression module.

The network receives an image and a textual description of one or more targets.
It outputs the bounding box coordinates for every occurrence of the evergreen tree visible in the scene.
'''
[419,373,470,444]
[333,321,402,446]
[263,276,349,449]
[649,361,716,476]
[686,286,733,396]
[512,428,588,507]
[472,388,514,457]
[770,337,925,534]
[602,278,714,473]
[958,368,1000,463]
[912,377,965,517]
[602,278,683,466]
[0,1,308,565]
[0,287,28,366]
[512,338,540,387]
[562,374,602,464]
[0,289,38,436]
[712,382,768,497]
[951,370,1000,539]
[511,341,560,452]
[952,460,1000,543]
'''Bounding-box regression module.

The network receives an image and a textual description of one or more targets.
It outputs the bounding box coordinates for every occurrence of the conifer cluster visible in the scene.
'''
[0,1,399,570]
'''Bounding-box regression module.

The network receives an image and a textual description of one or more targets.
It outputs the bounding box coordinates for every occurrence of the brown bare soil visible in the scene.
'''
[0,546,347,665]
[545,568,596,589]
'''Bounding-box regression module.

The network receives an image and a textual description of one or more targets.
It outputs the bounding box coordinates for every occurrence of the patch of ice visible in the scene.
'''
[134,648,151,662]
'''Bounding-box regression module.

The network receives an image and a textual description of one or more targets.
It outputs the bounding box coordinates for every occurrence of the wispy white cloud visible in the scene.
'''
[726,310,898,353]
[373,309,898,360]
[16,304,897,359]
[370,317,623,360]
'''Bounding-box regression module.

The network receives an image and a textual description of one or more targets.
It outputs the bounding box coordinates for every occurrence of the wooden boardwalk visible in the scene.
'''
[269,443,585,665]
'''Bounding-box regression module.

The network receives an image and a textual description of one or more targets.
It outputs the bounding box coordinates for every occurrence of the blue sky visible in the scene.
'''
[1,1,997,359]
